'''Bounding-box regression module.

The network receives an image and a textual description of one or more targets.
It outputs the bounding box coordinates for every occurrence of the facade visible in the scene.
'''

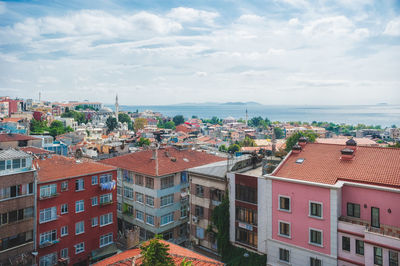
[102,147,225,245]
[0,149,36,265]
[0,133,41,149]
[35,155,117,265]
[229,139,400,266]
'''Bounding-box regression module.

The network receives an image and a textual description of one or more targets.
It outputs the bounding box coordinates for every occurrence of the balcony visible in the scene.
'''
[100,200,113,206]
[39,193,59,200]
[39,239,60,249]
[339,216,400,240]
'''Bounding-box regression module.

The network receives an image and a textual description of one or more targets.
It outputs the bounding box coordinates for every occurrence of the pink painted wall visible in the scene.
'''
[272,180,331,255]
[341,185,400,227]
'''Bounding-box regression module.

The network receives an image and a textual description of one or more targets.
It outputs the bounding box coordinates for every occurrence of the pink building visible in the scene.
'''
[229,138,400,266]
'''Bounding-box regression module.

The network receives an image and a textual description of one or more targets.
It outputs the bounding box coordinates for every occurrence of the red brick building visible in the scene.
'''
[35,155,117,266]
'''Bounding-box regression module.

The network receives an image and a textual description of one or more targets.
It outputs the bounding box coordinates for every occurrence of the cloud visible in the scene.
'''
[383,17,400,36]
[167,7,219,26]
[237,14,265,24]
[0,1,5,14]
[195,71,208,77]
[303,16,354,37]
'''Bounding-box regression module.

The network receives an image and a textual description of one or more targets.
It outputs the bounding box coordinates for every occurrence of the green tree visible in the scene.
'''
[49,120,69,137]
[140,235,174,266]
[240,136,256,147]
[30,119,48,134]
[163,121,175,129]
[211,116,221,125]
[285,131,318,152]
[137,137,151,147]
[173,115,185,126]
[228,144,241,153]
[118,113,133,130]
[134,117,148,131]
[273,127,284,139]
[61,110,86,124]
[106,116,118,132]
[218,144,227,152]
[211,193,230,260]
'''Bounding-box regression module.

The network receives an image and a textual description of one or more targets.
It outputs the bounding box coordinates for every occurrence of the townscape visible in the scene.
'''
[0,95,399,266]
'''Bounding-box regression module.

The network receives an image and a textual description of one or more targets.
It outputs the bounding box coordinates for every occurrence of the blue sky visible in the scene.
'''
[0,0,399,105]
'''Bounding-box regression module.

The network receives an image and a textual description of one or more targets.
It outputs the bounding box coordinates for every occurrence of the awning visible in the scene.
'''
[90,243,118,263]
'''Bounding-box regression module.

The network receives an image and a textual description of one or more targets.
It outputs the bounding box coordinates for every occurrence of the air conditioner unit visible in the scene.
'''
[192,216,198,224]
[193,238,200,245]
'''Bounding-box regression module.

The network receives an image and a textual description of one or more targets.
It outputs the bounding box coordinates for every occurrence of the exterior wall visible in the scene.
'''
[37,170,117,265]
[257,177,268,253]
[228,172,236,245]
[271,180,331,255]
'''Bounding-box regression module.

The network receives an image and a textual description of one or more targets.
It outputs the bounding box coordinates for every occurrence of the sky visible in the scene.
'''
[0,0,399,105]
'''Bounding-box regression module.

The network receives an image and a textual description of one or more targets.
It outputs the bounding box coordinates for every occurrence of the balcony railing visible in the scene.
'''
[100,200,113,206]
[339,216,400,239]
[39,193,59,200]
[39,239,60,248]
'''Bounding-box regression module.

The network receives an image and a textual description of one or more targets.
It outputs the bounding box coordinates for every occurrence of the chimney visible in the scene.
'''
[292,144,302,154]
[340,148,355,160]
[345,138,357,151]
[298,136,307,149]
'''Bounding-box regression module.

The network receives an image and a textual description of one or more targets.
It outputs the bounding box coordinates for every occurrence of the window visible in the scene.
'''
[60,248,68,259]
[100,213,113,226]
[136,210,144,221]
[40,184,57,198]
[124,187,133,199]
[100,233,113,247]
[75,200,84,213]
[6,160,11,170]
[347,203,360,218]
[75,221,84,235]
[0,160,4,170]
[61,226,68,237]
[356,239,364,255]
[145,177,154,189]
[123,170,133,183]
[100,174,112,184]
[196,226,205,239]
[21,158,26,167]
[75,242,84,254]
[371,207,380,228]
[342,236,350,251]
[161,175,174,189]
[235,227,258,247]
[374,247,383,266]
[61,204,68,214]
[135,175,144,186]
[117,203,122,212]
[160,194,174,207]
[235,184,257,204]
[279,221,291,238]
[161,213,174,226]
[195,205,204,217]
[40,229,57,245]
[146,214,154,225]
[75,179,84,191]
[279,196,290,211]
[195,184,204,197]
[310,257,322,266]
[61,181,68,191]
[181,171,188,183]
[163,231,173,240]
[92,217,98,227]
[389,250,399,266]
[39,252,57,266]
[39,207,57,223]
[100,193,112,204]
[236,206,257,225]
[117,186,121,195]
[92,175,98,185]
[180,203,188,218]
[310,202,322,218]
[309,229,323,246]
[279,248,290,263]
[146,195,154,207]
[91,197,98,206]
[136,192,144,204]
[12,159,21,169]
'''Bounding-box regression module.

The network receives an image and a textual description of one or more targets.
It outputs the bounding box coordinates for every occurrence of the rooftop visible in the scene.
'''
[94,239,223,266]
[272,143,400,188]
[0,148,30,160]
[35,155,116,183]
[0,133,38,142]
[316,137,377,146]
[102,147,225,176]
[20,146,53,155]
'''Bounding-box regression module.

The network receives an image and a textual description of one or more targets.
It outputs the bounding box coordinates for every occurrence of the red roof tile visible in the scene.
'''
[94,240,223,266]
[272,143,400,188]
[20,146,52,155]
[1,117,23,123]
[102,147,225,176]
[35,155,116,183]
[0,133,38,142]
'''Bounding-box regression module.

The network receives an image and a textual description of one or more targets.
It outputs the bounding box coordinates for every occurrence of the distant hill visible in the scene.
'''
[222,101,262,106]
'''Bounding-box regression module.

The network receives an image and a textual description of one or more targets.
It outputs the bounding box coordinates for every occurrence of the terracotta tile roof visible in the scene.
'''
[0,133,38,142]
[102,147,225,176]
[35,155,116,183]
[20,146,53,155]
[316,137,377,146]
[1,117,23,123]
[94,240,223,266]
[272,143,400,188]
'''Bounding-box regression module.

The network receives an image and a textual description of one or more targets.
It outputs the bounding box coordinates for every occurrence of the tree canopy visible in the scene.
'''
[137,137,151,147]
[140,235,174,266]
[240,136,256,147]
[30,119,73,137]
[106,116,118,132]
[285,131,318,152]
[134,117,147,131]
[61,110,87,124]
[118,113,133,130]
[248,116,270,128]
[173,115,185,126]
[273,127,284,139]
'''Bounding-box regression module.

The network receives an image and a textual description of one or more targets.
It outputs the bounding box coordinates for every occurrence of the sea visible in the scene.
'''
[107,104,400,127]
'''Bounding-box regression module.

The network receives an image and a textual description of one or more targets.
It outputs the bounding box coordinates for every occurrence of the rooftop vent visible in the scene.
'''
[340,148,355,160]
[346,138,357,146]
[292,144,302,154]
[298,136,307,148]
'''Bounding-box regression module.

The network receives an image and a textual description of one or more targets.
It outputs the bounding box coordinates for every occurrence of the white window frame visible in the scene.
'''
[309,201,323,219]
[75,242,85,254]
[100,233,113,248]
[279,248,290,263]
[75,200,84,213]
[136,210,144,222]
[75,178,84,191]
[61,226,68,237]
[136,192,144,204]
[160,194,174,207]
[92,217,98,227]
[91,175,98,185]
[146,195,154,207]
[278,195,291,212]
[39,229,57,245]
[146,214,154,226]
[100,193,112,204]
[39,207,57,223]
[91,197,98,206]
[278,220,291,238]
[40,184,57,198]
[75,221,85,235]
[60,248,68,259]
[61,204,68,214]
[100,213,113,227]
[160,212,174,226]
[310,257,323,266]
[309,228,323,247]
[39,252,57,266]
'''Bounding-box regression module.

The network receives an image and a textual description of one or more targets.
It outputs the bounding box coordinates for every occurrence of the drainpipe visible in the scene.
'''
[33,167,38,263]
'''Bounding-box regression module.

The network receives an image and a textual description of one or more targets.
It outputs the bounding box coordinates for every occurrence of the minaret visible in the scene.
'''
[245,108,248,126]
[115,94,119,123]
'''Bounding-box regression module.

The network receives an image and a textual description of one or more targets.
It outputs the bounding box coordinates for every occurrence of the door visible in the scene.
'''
[371,207,380,228]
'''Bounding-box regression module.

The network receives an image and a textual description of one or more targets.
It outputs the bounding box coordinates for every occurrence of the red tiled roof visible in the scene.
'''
[1,117,23,123]
[20,146,52,155]
[35,155,116,183]
[0,133,38,142]
[272,143,400,188]
[94,240,223,266]
[102,147,225,176]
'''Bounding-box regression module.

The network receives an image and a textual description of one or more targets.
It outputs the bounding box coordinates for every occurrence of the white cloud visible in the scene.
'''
[195,71,208,77]
[167,7,219,26]
[303,16,354,37]
[288,18,300,26]
[237,14,265,24]
[0,1,6,14]
[383,17,400,36]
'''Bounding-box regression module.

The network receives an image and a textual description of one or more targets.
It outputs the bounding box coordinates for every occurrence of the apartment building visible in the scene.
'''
[35,155,117,266]
[0,148,36,265]
[102,146,224,245]
[228,139,400,266]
